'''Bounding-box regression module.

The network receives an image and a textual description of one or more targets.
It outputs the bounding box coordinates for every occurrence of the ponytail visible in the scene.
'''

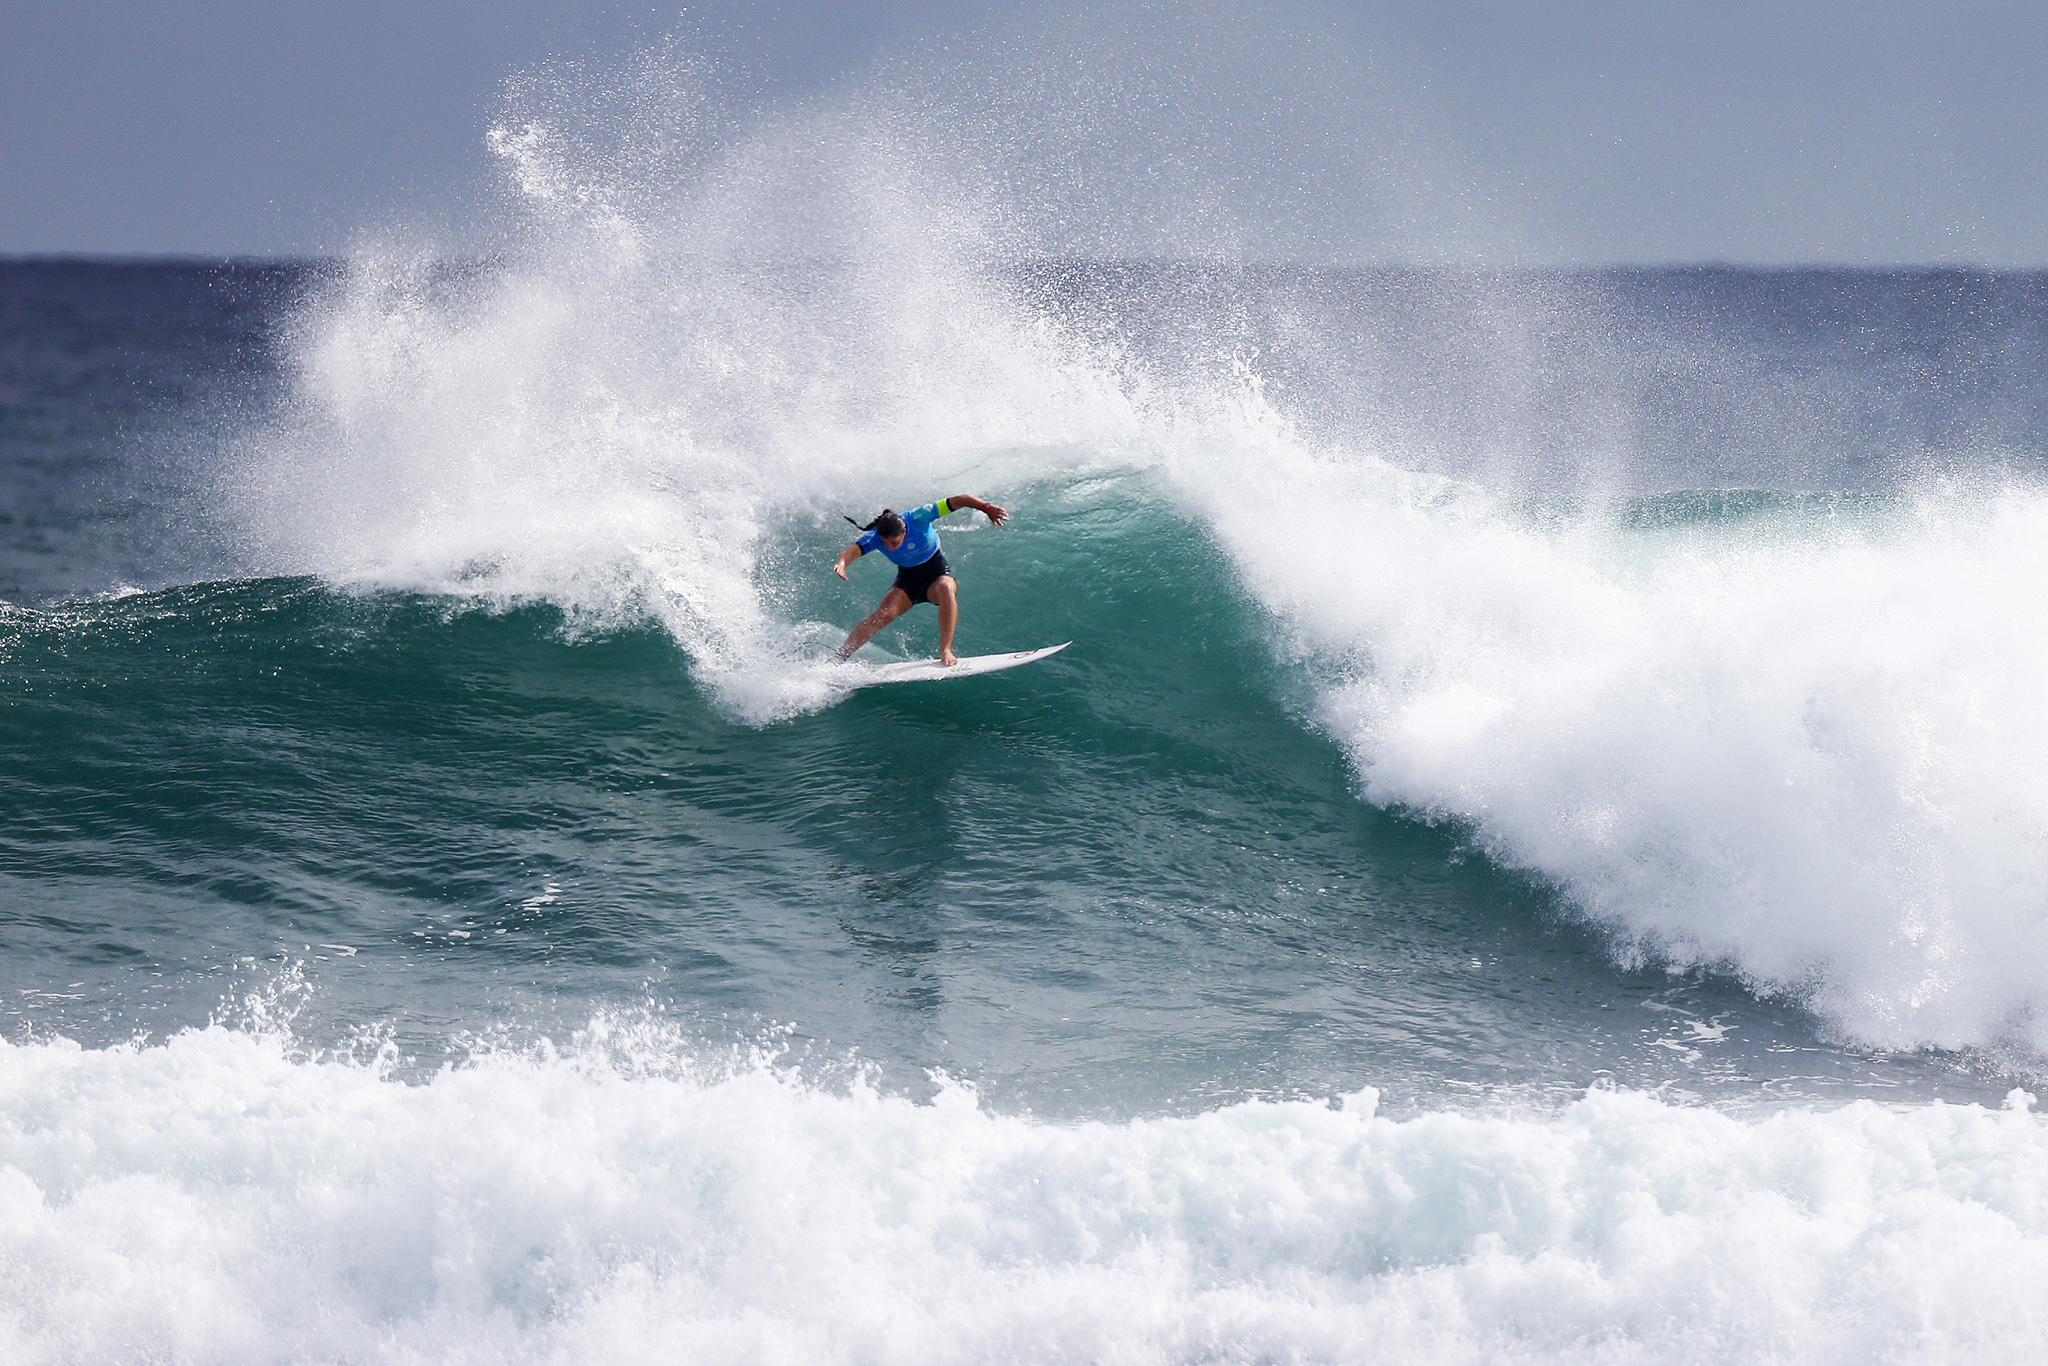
[846,509,905,537]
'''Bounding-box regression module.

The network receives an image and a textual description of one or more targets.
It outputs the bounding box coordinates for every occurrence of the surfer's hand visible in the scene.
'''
[984,503,1008,526]
[833,561,849,580]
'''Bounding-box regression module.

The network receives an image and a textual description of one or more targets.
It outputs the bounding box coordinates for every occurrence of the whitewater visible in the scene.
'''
[5,41,2048,1366]
[3,1024,2045,1364]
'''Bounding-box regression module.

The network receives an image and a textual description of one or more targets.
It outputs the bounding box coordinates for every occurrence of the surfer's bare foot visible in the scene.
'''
[940,650,958,666]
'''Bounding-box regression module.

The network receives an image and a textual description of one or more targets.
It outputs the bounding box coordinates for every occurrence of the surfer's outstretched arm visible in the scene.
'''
[832,543,863,580]
[943,495,1007,526]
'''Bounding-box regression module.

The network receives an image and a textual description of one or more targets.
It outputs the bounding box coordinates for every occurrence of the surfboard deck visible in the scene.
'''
[840,641,1071,689]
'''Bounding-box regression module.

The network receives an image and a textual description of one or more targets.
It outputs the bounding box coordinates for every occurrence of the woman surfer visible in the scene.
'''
[832,495,1008,666]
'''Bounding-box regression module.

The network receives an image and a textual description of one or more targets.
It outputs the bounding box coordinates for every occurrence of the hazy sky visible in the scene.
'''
[5,0,2044,264]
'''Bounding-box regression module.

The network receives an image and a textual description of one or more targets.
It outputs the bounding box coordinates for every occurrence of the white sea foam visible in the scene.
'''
[1179,451,2048,1061]
[0,1025,2041,1365]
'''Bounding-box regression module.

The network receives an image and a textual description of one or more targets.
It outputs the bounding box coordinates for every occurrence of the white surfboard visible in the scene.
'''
[841,641,1071,689]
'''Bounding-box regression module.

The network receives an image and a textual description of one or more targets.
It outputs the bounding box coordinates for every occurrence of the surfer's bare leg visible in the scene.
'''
[930,575,960,666]
[837,588,913,660]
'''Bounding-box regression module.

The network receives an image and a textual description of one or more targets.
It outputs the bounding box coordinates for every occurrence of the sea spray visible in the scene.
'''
[225,57,1164,724]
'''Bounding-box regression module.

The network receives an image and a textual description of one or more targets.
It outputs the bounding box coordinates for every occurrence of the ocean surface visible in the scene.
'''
[6,244,2048,1362]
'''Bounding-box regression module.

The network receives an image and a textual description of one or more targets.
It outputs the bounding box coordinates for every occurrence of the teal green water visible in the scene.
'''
[0,492,2001,1116]
[7,258,2044,1117]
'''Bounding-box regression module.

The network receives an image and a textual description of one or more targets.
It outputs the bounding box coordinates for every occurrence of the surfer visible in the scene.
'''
[832,495,1008,666]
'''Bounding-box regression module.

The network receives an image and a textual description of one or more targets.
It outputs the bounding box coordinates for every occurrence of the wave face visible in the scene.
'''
[200,222,2048,1067]
[0,562,1886,1117]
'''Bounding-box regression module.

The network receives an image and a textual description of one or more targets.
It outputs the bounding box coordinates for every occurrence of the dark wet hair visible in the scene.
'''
[845,509,906,538]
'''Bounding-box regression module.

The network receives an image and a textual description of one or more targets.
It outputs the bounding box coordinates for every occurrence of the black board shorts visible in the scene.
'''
[892,550,953,605]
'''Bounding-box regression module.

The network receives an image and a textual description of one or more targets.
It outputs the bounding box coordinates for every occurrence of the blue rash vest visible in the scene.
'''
[857,500,955,567]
